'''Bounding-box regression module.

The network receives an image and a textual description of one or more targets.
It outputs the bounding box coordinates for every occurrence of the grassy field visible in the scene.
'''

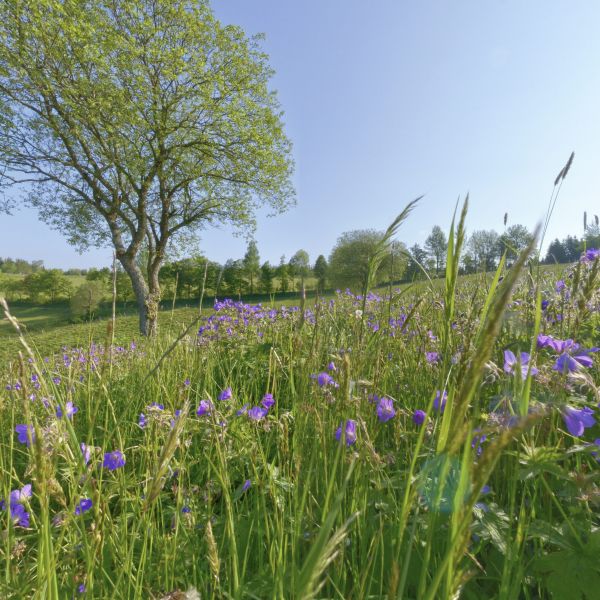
[1,256,599,598]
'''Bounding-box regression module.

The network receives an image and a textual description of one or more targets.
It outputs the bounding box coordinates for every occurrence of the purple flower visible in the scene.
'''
[327,361,337,372]
[581,248,600,262]
[148,402,165,411]
[196,400,212,417]
[537,334,556,349]
[103,450,125,471]
[9,484,32,506]
[3,484,32,528]
[9,503,29,528]
[555,279,566,292]
[236,404,249,416]
[433,390,447,413]
[503,350,538,380]
[376,397,396,423]
[471,430,487,456]
[181,505,191,514]
[15,424,35,447]
[425,352,440,364]
[261,393,275,410]
[562,406,596,437]
[218,387,232,401]
[74,498,93,515]
[335,419,357,446]
[138,413,147,428]
[315,372,337,387]
[553,351,593,374]
[247,406,268,421]
[80,442,91,465]
[242,479,252,492]
[184,378,191,387]
[56,401,78,419]
[413,409,426,426]
[78,584,86,594]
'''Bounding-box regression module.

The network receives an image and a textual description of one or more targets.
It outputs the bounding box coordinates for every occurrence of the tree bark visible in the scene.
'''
[119,255,156,336]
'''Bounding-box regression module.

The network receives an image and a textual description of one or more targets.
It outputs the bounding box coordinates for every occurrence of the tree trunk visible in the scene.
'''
[119,255,158,336]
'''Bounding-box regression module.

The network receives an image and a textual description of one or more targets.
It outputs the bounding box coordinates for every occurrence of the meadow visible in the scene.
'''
[1,233,599,599]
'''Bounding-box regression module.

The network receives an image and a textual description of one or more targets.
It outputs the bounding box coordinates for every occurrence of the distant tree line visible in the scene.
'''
[1,220,598,310]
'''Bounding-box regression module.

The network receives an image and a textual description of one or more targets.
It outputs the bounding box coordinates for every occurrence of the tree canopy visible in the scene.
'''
[328,229,407,291]
[0,0,294,334]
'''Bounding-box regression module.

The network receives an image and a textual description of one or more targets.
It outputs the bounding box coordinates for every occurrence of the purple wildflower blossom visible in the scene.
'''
[103,450,125,471]
[413,409,426,426]
[261,393,275,410]
[503,350,538,380]
[248,406,268,421]
[218,387,233,401]
[562,406,596,437]
[425,352,440,364]
[56,401,78,419]
[138,413,147,428]
[75,498,93,515]
[316,372,337,387]
[433,391,447,413]
[242,479,251,492]
[196,400,213,417]
[15,424,35,447]
[376,397,396,423]
[335,419,357,446]
[80,442,91,465]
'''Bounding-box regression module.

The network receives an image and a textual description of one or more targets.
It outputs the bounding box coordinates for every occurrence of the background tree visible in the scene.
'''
[405,243,428,281]
[243,241,261,294]
[467,229,500,272]
[288,250,310,290]
[313,255,328,292]
[585,222,600,249]
[328,229,404,291]
[277,256,289,292]
[222,259,246,298]
[0,0,294,335]
[70,281,106,320]
[425,226,447,275]
[22,270,73,303]
[544,239,568,264]
[260,261,274,294]
[498,225,533,264]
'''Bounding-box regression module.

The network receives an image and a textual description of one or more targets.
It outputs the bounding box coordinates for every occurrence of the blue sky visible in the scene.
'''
[1,0,599,268]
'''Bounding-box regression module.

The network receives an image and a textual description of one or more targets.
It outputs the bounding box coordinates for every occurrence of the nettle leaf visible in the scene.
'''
[533,533,600,600]
[533,551,600,599]
[471,502,510,554]
[518,445,569,481]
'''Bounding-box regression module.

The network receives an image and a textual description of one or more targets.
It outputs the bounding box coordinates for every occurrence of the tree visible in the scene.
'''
[425,226,447,275]
[468,230,500,272]
[405,244,428,281]
[289,250,310,290]
[22,269,73,302]
[328,229,406,291]
[0,0,294,335]
[260,261,274,294]
[498,225,534,264]
[544,239,568,264]
[71,281,106,320]
[585,223,600,249]
[277,256,289,292]
[313,255,328,292]
[564,236,582,262]
[243,241,261,294]
[222,259,246,298]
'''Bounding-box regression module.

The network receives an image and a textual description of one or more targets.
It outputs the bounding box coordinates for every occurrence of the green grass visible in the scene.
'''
[1,259,599,598]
